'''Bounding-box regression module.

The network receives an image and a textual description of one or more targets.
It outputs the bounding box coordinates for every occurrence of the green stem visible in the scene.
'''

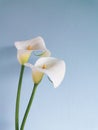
[20,83,39,130]
[15,65,25,130]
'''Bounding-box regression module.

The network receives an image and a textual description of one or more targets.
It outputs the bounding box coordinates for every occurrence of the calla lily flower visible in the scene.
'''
[25,57,66,88]
[15,36,51,64]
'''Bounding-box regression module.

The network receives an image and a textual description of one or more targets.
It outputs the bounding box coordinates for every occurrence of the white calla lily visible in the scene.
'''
[25,57,66,88]
[15,36,51,64]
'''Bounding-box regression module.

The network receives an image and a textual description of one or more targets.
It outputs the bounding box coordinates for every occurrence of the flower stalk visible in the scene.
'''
[20,83,39,130]
[15,65,25,130]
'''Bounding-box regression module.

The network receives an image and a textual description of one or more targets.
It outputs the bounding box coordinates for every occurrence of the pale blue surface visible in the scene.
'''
[0,0,98,130]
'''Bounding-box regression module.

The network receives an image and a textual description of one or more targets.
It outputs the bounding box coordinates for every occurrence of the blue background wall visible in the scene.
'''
[0,0,98,130]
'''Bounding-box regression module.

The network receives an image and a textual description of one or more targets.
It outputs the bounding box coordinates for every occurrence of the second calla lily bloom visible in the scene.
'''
[25,57,66,88]
[15,36,51,64]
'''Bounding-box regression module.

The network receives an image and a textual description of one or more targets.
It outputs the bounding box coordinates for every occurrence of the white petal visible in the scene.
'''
[25,57,66,87]
[35,57,66,87]
[15,36,47,50]
[15,36,51,64]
